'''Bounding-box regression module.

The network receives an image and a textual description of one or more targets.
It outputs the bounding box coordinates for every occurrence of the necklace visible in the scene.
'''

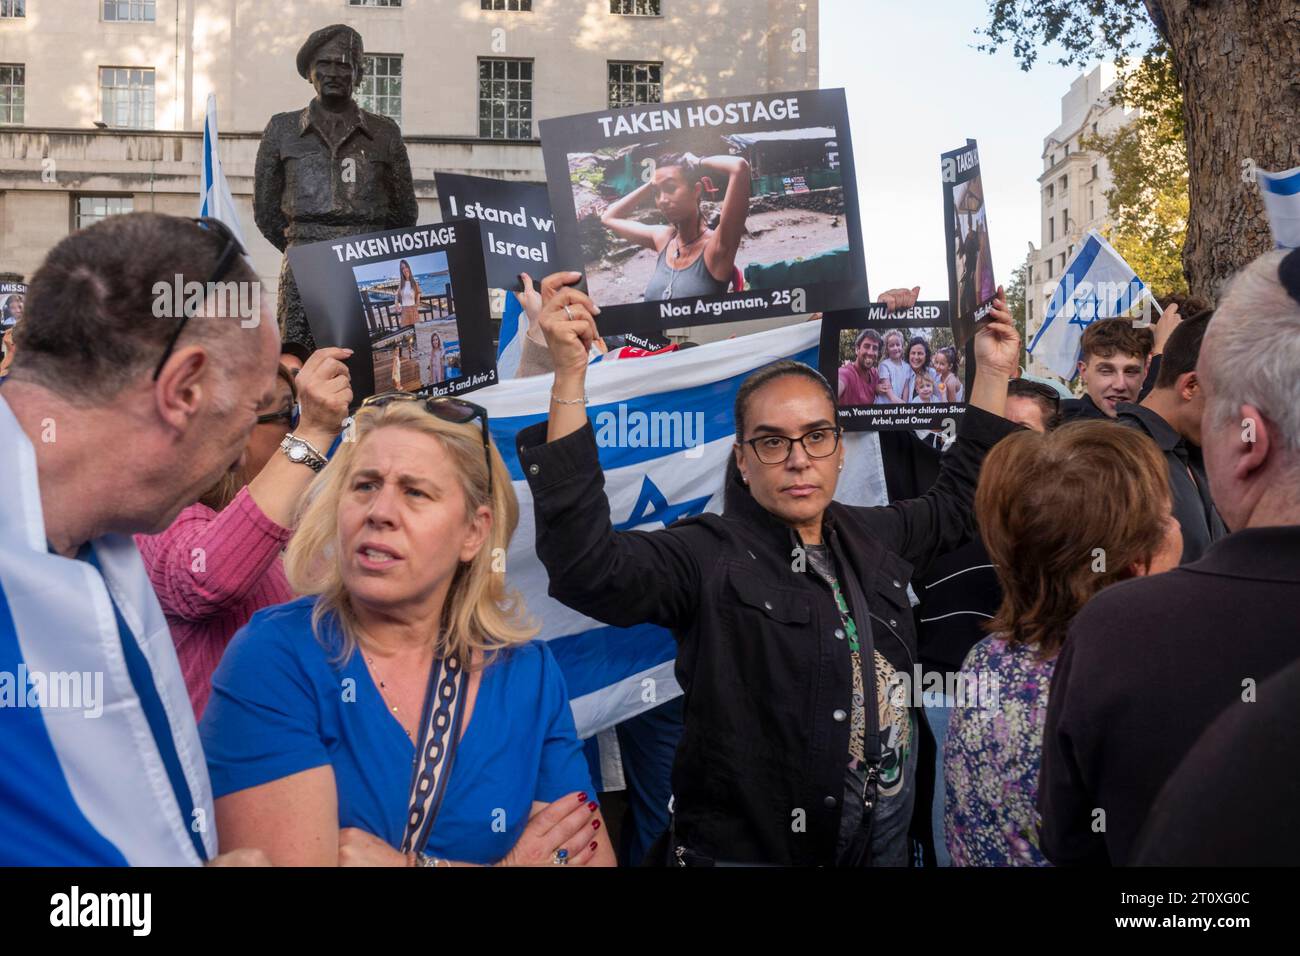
[672,220,707,261]
[366,653,414,740]
[662,221,710,301]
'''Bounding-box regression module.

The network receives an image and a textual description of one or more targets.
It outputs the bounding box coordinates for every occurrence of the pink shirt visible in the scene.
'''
[134,486,294,719]
[837,361,878,406]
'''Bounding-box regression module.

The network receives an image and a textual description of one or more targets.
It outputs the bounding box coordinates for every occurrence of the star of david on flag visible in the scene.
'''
[1027,229,1158,381]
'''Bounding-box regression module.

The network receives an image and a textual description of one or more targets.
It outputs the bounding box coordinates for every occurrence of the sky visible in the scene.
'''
[820,0,1097,299]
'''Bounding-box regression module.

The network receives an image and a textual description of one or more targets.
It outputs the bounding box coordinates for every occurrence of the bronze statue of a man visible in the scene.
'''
[255,24,418,350]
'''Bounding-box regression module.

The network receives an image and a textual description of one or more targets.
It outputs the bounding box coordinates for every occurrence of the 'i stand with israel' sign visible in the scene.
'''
[1027,229,1160,381]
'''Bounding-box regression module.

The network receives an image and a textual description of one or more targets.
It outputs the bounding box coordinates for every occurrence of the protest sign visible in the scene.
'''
[820,301,966,433]
[435,173,556,291]
[0,281,26,331]
[287,221,494,404]
[941,140,997,350]
[540,88,868,335]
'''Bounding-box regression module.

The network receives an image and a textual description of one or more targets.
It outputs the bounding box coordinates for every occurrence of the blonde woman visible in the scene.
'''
[397,259,421,327]
[200,393,614,867]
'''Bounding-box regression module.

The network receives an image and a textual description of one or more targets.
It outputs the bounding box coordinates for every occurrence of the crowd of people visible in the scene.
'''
[1,210,1297,868]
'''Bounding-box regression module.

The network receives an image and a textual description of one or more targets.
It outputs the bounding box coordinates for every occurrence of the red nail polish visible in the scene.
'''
[590,841,598,852]
[576,792,587,803]
[587,801,598,812]
[591,819,601,831]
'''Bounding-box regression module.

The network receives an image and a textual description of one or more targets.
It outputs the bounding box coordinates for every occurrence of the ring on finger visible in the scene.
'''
[550,848,570,865]
[562,304,576,322]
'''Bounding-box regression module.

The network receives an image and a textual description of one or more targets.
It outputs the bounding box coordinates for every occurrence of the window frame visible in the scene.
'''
[0,62,24,125]
[610,0,662,16]
[98,66,156,130]
[73,194,134,231]
[606,59,663,109]
[102,0,157,22]
[477,56,535,141]
[358,52,403,128]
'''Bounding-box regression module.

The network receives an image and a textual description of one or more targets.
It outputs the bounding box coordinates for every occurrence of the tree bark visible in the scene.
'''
[1150,0,1300,299]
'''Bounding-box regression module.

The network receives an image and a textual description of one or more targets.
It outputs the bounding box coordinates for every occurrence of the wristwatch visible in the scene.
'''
[279,433,328,473]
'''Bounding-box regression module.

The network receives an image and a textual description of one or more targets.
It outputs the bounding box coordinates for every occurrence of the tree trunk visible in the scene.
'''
[1150,0,1300,299]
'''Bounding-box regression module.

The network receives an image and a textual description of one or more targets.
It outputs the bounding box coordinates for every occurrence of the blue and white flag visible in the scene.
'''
[199,93,247,246]
[494,292,527,382]
[477,321,887,738]
[1257,165,1300,249]
[1027,229,1158,380]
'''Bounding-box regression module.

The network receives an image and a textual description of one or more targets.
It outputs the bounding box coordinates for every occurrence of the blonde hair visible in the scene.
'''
[283,400,535,665]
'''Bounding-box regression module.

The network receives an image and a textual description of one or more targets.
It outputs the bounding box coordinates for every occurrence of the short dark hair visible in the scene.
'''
[854,328,883,350]
[734,359,836,441]
[12,213,259,401]
[1079,317,1153,363]
[1007,377,1061,426]
[1154,311,1213,389]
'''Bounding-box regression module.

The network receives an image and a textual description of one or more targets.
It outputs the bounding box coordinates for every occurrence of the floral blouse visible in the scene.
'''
[943,634,1058,866]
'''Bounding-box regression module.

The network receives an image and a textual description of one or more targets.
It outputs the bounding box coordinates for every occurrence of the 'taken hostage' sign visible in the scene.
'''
[540,88,868,335]
[288,220,495,404]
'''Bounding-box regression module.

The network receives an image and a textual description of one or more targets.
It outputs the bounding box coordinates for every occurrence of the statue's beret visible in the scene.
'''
[297,24,364,79]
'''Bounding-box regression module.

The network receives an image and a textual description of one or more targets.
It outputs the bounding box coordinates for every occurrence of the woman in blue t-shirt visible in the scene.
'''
[200,393,613,867]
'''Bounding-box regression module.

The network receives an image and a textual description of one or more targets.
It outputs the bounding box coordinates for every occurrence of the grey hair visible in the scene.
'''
[1200,249,1300,453]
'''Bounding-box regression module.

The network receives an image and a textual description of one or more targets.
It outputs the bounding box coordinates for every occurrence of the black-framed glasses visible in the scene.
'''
[360,391,494,496]
[255,404,300,429]
[151,216,248,381]
[742,426,843,465]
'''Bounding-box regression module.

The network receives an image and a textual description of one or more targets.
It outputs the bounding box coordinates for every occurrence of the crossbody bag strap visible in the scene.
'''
[399,653,469,854]
[836,548,884,815]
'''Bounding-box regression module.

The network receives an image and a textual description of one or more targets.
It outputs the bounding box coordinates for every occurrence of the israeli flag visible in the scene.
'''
[494,292,527,382]
[1257,165,1300,249]
[477,321,887,738]
[1027,229,1157,380]
[199,93,247,246]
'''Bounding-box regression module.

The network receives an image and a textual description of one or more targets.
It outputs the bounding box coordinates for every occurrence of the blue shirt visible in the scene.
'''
[200,596,593,865]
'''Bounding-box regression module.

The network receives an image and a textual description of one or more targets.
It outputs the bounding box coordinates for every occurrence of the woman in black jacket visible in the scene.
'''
[515,273,1021,866]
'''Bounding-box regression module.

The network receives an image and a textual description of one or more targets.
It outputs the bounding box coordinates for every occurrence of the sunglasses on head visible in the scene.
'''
[152,216,248,381]
[359,391,495,496]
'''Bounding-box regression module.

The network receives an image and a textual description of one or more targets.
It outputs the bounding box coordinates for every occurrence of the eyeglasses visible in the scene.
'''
[359,391,495,496]
[255,404,300,429]
[151,216,248,382]
[742,426,842,465]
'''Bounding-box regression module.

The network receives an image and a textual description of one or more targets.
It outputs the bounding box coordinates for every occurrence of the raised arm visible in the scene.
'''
[515,273,707,631]
[698,154,751,273]
[859,289,1020,575]
[600,181,670,252]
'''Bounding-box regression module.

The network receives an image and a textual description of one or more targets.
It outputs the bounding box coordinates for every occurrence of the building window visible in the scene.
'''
[1045,183,1054,202]
[1050,153,1056,166]
[1048,217,1054,243]
[1059,253,1066,271]
[1091,122,1098,135]
[608,61,662,108]
[1047,259,1054,280]
[1062,209,1069,234]
[1089,199,1095,220]
[1061,174,1068,191]
[481,0,531,9]
[0,1,25,17]
[1028,299,1034,321]
[103,1,155,20]
[348,0,401,6]
[359,54,402,126]
[1091,163,1099,181]
[478,57,533,140]
[611,0,661,14]
[1028,265,1033,284]
[0,64,23,125]
[75,195,133,230]
[100,67,155,129]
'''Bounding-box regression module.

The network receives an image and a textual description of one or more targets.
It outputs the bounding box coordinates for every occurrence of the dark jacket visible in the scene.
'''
[1058,393,1110,422]
[1038,526,1300,866]
[1115,401,1227,563]
[517,406,1017,865]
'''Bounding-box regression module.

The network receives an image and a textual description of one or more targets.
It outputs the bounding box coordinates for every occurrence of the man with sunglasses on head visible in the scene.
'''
[0,212,283,866]
[137,345,352,719]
